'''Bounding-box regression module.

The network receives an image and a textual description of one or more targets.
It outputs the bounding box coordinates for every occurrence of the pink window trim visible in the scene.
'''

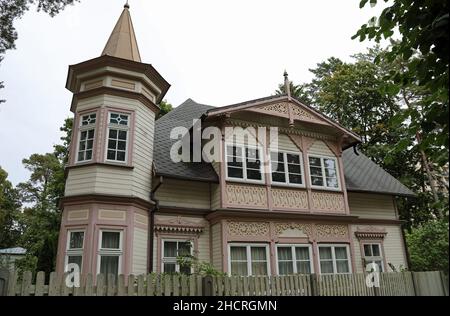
[155,233,199,273]
[359,239,388,273]
[69,108,101,166]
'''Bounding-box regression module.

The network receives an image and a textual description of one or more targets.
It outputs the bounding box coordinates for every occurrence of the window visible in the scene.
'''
[308,156,339,189]
[97,230,123,275]
[318,245,351,274]
[106,112,130,162]
[363,243,384,272]
[65,230,84,271]
[270,151,304,186]
[77,113,96,162]
[226,145,263,183]
[161,240,192,274]
[229,244,270,276]
[276,245,313,275]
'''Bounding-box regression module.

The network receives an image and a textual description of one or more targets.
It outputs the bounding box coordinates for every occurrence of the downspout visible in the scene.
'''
[148,176,163,273]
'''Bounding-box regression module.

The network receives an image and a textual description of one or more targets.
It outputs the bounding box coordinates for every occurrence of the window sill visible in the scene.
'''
[310,186,342,193]
[270,183,306,190]
[225,178,266,186]
[66,162,134,170]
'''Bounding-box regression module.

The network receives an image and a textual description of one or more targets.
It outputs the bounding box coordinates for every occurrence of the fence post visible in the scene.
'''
[202,275,214,296]
[439,271,449,296]
[410,272,418,296]
[0,268,9,296]
[309,274,318,296]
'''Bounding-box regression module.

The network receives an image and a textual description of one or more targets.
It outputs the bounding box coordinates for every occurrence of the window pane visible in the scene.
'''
[116,151,126,161]
[278,261,293,275]
[286,154,300,164]
[228,167,243,178]
[107,150,116,160]
[108,140,117,149]
[251,262,268,276]
[101,232,120,249]
[311,176,324,186]
[296,261,311,274]
[288,164,301,174]
[324,159,336,169]
[163,263,176,274]
[227,156,243,167]
[118,130,127,140]
[336,260,349,273]
[271,162,285,172]
[178,242,191,256]
[86,150,93,160]
[310,167,323,176]
[272,172,286,183]
[100,256,119,275]
[231,262,248,276]
[109,129,117,139]
[277,247,292,261]
[320,261,334,274]
[230,247,247,261]
[88,129,95,139]
[67,256,82,270]
[309,157,322,167]
[180,264,191,275]
[246,169,262,180]
[335,247,348,260]
[372,245,381,257]
[246,159,261,170]
[364,245,372,257]
[326,177,339,188]
[270,152,283,162]
[289,174,303,184]
[164,241,177,258]
[319,247,332,260]
[80,131,87,140]
[251,247,266,261]
[246,148,259,160]
[325,168,337,177]
[295,247,310,261]
[117,141,126,151]
[69,232,84,249]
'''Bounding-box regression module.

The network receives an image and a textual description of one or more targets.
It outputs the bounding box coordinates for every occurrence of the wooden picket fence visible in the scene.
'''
[2,270,448,296]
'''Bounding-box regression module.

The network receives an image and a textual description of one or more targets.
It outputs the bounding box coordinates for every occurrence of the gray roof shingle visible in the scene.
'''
[154,99,415,197]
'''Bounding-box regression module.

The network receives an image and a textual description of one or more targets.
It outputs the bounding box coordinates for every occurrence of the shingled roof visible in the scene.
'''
[154,99,415,197]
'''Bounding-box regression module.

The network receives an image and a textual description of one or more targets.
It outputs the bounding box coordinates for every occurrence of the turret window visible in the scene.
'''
[106,112,130,162]
[77,113,96,162]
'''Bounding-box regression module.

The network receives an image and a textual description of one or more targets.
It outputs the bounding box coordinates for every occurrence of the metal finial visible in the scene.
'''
[284,70,291,99]
[124,1,130,9]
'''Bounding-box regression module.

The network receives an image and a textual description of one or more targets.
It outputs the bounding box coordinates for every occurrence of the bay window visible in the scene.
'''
[270,151,304,186]
[363,243,384,272]
[98,230,123,275]
[65,230,85,271]
[308,156,339,189]
[276,245,313,275]
[318,245,351,274]
[226,145,263,183]
[106,112,130,163]
[161,240,192,274]
[229,244,270,276]
[77,113,96,162]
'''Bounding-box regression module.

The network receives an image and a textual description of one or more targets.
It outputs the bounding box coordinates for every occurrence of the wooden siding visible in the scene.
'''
[348,193,397,220]
[155,179,211,209]
[270,133,299,152]
[211,183,221,210]
[211,223,222,271]
[132,227,148,275]
[352,224,408,273]
[308,140,335,156]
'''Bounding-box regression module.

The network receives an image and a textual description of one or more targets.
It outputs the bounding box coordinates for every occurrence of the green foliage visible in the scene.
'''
[275,81,311,105]
[177,254,226,276]
[0,166,21,248]
[406,219,449,273]
[157,100,173,119]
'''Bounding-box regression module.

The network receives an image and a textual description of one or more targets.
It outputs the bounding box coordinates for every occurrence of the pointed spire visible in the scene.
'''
[101,3,141,62]
[284,70,291,99]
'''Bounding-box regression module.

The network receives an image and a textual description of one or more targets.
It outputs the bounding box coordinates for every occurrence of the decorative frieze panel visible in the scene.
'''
[98,209,126,221]
[154,216,204,234]
[355,226,387,240]
[259,102,289,116]
[316,224,349,239]
[67,209,89,221]
[226,184,267,208]
[275,223,313,238]
[291,105,322,123]
[311,191,346,214]
[227,221,270,237]
[271,188,308,210]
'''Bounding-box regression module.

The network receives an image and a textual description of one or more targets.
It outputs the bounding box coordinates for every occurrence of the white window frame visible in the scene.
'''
[228,243,271,276]
[362,242,385,272]
[269,150,305,188]
[161,239,194,274]
[275,244,314,275]
[76,112,97,163]
[318,244,352,275]
[105,112,130,164]
[307,154,341,191]
[225,143,265,184]
[97,229,123,275]
[65,230,85,272]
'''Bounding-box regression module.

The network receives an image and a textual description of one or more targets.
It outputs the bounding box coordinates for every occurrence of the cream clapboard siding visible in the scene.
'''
[270,134,300,152]
[351,224,408,273]
[65,95,154,201]
[132,227,148,275]
[155,179,211,209]
[211,223,222,271]
[308,140,335,157]
[211,184,221,210]
[348,193,397,219]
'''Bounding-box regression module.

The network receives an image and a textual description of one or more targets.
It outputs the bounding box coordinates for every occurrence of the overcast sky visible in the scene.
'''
[0,0,387,185]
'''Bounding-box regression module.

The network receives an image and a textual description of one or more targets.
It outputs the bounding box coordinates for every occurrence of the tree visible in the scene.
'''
[0,166,21,248]
[275,81,311,105]
[157,100,173,119]
[406,219,449,273]
[0,0,80,102]
[16,117,72,273]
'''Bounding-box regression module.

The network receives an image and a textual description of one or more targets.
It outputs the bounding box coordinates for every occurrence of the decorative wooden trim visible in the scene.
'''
[354,226,387,240]
[154,216,205,234]
[60,194,153,210]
